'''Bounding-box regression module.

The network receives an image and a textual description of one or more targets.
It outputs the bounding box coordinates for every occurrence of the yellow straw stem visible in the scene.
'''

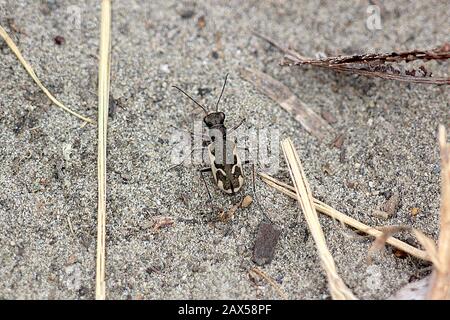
[0,25,94,124]
[96,0,112,300]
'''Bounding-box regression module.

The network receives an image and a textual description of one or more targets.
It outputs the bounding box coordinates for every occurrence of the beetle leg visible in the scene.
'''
[228,118,246,132]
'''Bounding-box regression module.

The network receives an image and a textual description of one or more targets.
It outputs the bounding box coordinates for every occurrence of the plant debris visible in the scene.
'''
[240,67,332,141]
[428,125,450,299]
[330,133,345,149]
[96,0,113,300]
[259,172,429,261]
[248,267,287,299]
[321,110,337,124]
[152,216,175,232]
[367,225,439,265]
[6,18,26,35]
[0,25,93,123]
[280,138,357,299]
[252,221,281,266]
[368,226,409,263]
[253,31,450,85]
[218,195,253,222]
[218,205,239,223]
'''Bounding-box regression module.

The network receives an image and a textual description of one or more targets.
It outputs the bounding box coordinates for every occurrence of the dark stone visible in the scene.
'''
[252,221,281,266]
[54,35,65,45]
[179,9,195,19]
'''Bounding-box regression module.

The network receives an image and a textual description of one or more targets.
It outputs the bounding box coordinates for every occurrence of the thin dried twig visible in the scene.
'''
[367,225,409,263]
[281,138,356,300]
[283,43,450,65]
[413,229,440,268]
[366,226,440,271]
[67,216,75,236]
[96,0,112,300]
[259,172,429,262]
[239,67,332,141]
[151,216,175,233]
[0,25,94,123]
[363,224,438,265]
[249,267,288,300]
[367,126,450,299]
[253,31,450,85]
[428,125,450,299]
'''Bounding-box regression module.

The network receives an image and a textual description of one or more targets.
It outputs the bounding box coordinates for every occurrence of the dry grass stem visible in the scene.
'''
[67,216,75,236]
[413,229,440,268]
[367,226,408,263]
[281,138,356,300]
[428,125,450,299]
[259,172,429,262]
[249,267,288,300]
[96,0,112,300]
[0,25,94,123]
[240,67,332,141]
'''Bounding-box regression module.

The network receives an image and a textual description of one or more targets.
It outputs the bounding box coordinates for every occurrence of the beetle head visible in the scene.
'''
[204,112,225,128]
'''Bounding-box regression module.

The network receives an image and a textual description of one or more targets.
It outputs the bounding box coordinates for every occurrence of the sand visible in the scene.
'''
[0,0,449,299]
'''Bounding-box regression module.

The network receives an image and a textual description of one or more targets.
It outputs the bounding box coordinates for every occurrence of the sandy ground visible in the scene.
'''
[0,0,449,300]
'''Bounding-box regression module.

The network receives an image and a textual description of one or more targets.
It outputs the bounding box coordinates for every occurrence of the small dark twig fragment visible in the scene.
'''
[321,111,337,124]
[331,133,345,149]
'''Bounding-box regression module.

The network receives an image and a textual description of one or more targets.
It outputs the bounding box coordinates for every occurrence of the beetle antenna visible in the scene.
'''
[172,85,208,114]
[215,73,229,112]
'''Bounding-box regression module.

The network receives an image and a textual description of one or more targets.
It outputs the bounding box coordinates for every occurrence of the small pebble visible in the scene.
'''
[211,50,219,59]
[54,35,65,45]
[179,9,195,19]
[160,64,170,74]
[240,195,253,208]
[381,192,400,217]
